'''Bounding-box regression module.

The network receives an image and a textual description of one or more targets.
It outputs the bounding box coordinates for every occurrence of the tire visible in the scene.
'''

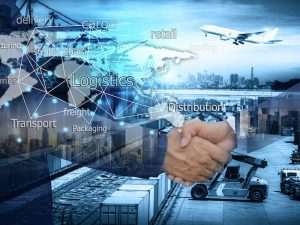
[191,184,208,200]
[249,188,265,202]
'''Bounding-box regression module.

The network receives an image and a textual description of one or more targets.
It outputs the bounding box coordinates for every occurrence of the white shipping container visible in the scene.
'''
[159,173,167,199]
[118,184,155,220]
[110,191,150,222]
[149,175,163,206]
[100,197,148,225]
[150,173,172,207]
[124,179,159,214]
[167,177,171,192]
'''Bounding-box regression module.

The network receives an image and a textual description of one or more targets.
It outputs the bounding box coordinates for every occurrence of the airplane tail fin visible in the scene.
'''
[262,28,279,41]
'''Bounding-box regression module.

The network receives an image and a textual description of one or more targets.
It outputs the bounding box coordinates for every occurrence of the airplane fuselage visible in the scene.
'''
[200,25,280,45]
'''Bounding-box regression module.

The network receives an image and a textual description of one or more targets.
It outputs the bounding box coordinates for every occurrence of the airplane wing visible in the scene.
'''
[236,31,266,40]
[268,40,282,44]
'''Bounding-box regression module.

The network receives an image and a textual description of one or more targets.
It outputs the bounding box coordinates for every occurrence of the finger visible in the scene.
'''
[168,174,175,180]
[181,120,233,148]
[180,121,202,148]
[199,168,215,179]
[184,181,193,187]
[174,177,183,183]
[174,176,185,182]
[195,175,209,183]
[217,165,224,173]
[198,137,231,164]
[206,160,224,174]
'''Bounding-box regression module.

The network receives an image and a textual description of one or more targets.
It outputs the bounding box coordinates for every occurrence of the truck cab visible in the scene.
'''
[291,150,300,164]
[279,169,300,195]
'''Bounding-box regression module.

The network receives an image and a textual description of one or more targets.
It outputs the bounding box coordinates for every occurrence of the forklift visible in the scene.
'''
[191,152,268,202]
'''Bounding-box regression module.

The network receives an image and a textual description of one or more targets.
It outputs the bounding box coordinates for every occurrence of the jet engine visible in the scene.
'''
[220,35,230,41]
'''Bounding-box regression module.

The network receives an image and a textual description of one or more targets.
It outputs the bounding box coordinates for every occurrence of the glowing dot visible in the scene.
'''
[119,121,125,126]
[90,111,95,116]
[97,100,102,105]
[149,130,155,135]
[33,112,39,118]
[11,69,16,74]
[16,137,23,143]
[135,96,140,101]
[63,127,68,132]
[4,101,9,107]
[52,98,58,104]
[47,71,53,76]
[26,87,32,92]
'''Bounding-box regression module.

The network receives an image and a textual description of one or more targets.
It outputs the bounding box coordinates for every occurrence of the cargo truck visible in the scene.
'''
[279,168,300,200]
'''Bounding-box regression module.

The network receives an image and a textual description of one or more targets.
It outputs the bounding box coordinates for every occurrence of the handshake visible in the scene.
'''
[163,120,236,186]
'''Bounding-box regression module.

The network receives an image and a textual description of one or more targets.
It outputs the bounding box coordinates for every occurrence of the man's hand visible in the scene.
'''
[163,128,231,184]
[180,119,236,151]
[168,120,236,186]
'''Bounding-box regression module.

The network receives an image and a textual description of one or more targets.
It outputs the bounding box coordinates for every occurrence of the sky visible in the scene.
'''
[16,0,300,83]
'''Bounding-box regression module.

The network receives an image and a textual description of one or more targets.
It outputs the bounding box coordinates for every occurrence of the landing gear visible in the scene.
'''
[233,41,239,45]
[238,41,244,45]
[205,32,207,37]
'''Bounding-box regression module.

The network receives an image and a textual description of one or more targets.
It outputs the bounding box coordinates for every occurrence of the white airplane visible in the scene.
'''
[200,25,282,45]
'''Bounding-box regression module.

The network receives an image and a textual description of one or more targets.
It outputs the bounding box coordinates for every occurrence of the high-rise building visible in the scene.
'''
[30,139,40,151]
[49,128,58,147]
[238,76,245,86]
[42,128,49,148]
[20,127,29,144]
[187,73,197,85]
[258,114,268,133]
[230,73,239,87]
[253,77,260,87]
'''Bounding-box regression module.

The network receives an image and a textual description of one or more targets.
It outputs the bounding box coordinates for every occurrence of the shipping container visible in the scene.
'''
[100,197,148,225]
[124,180,158,215]
[167,177,171,192]
[149,175,163,206]
[118,184,155,220]
[160,173,167,198]
[149,173,171,206]
[110,190,150,222]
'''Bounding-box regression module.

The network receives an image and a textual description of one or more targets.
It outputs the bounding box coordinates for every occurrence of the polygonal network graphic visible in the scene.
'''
[17,26,193,125]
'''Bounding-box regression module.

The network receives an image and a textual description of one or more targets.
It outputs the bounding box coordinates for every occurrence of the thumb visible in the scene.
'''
[180,121,203,148]
[180,132,192,148]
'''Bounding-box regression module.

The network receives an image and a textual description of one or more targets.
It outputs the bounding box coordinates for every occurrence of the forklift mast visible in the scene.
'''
[208,151,268,190]
[231,152,268,168]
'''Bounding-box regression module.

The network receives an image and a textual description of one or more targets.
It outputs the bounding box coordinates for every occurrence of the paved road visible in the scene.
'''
[165,136,300,225]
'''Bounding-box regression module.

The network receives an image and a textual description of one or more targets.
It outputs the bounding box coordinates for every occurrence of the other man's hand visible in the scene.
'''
[163,128,231,183]
[180,119,236,151]
[168,120,236,186]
